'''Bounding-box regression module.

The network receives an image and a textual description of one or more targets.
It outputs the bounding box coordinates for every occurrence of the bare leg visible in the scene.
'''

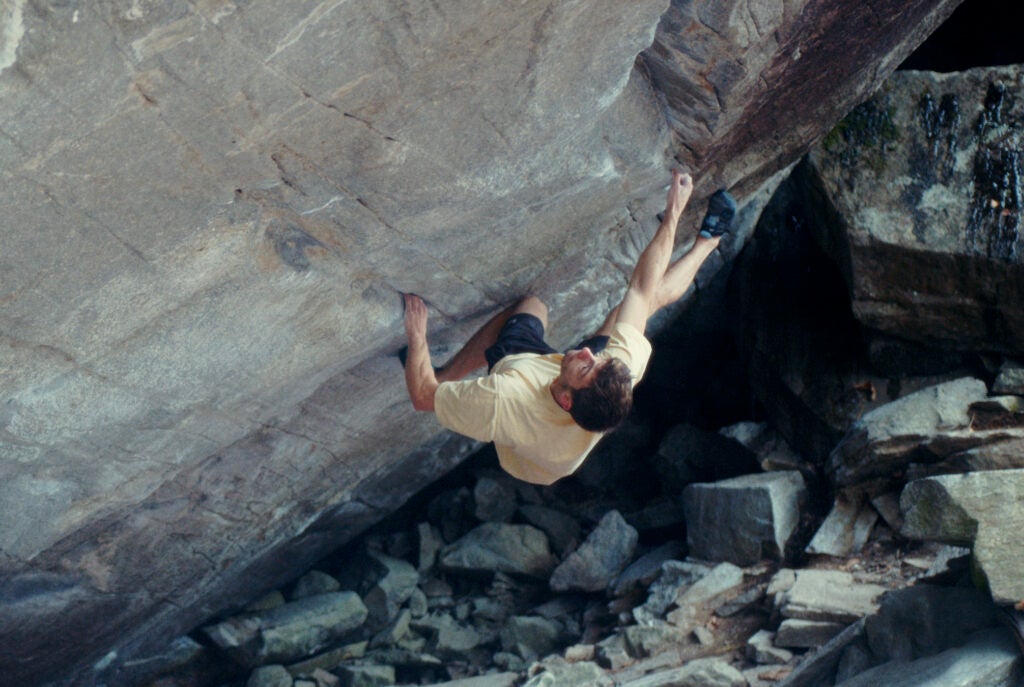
[436,296,548,382]
[654,235,721,309]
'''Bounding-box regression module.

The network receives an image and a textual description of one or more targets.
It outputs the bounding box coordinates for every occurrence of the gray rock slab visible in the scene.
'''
[747,630,794,665]
[440,523,557,579]
[617,657,747,687]
[248,665,293,687]
[835,628,1023,687]
[775,618,848,649]
[550,509,638,592]
[666,562,745,629]
[864,585,998,662]
[807,66,1024,354]
[827,378,988,488]
[522,659,614,687]
[993,360,1024,395]
[500,615,561,662]
[683,471,808,565]
[204,592,368,668]
[517,504,583,558]
[610,540,687,598]
[426,674,520,687]
[777,569,886,624]
[806,493,879,557]
[0,0,966,681]
[901,469,1024,605]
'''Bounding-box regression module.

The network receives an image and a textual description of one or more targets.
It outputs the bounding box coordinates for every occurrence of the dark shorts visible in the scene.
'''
[485,314,610,371]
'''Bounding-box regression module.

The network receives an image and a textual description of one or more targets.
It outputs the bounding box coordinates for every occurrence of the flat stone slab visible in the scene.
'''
[777,569,887,624]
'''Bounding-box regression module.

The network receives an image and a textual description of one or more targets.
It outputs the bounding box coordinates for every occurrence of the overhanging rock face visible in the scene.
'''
[0,1,961,683]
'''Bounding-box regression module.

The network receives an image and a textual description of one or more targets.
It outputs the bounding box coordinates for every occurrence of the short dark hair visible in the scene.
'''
[569,358,633,432]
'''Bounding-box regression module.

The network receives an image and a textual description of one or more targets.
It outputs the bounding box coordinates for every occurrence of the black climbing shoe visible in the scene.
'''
[699,189,737,238]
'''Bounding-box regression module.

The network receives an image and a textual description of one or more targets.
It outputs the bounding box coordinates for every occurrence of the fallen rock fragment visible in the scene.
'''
[683,471,807,565]
[550,510,638,593]
[440,523,557,579]
[900,469,1024,605]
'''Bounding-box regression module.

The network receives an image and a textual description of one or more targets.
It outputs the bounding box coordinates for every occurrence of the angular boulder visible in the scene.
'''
[901,469,1024,605]
[806,65,1024,355]
[0,0,965,682]
[683,471,808,565]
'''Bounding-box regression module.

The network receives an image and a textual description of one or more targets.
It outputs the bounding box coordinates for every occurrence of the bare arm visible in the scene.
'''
[614,170,693,334]
[403,294,439,412]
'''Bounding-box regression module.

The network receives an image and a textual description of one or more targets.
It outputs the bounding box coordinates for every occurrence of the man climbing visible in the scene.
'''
[402,170,736,485]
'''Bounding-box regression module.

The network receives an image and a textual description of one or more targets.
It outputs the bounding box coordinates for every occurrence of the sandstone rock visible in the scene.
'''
[440,523,557,579]
[550,510,638,593]
[827,377,989,488]
[683,471,808,565]
[805,493,879,557]
[204,592,368,668]
[901,469,1024,605]
[806,66,1024,355]
[834,628,1022,687]
[776,570,886,625]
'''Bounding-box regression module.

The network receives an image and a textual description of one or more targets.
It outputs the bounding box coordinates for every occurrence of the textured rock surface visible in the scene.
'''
[0,0,963,682]
[807,66,1024,353]
[900,469,1024,605]
[683,471,807,565]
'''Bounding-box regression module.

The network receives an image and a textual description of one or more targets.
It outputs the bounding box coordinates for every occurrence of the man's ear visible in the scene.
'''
[555,388,573,411]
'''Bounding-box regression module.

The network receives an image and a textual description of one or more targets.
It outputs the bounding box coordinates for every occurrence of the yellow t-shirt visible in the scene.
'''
[434,322,652,485]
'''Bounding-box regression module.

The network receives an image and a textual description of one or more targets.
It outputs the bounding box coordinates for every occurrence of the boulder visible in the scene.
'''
[683,471,808,565]
[864,585,998,662]
[203,592,368,668]
[900,469,1024,605]
[500,615,562,661]
[826,377,990,488]
[806,66,1024,355]
[616,657,746,687]
[439,523,557,579]
[549,510,638,593]
[834,628,1022,687]
[775,569,886,625]
[805,493,879,557]
[0,0,966,680]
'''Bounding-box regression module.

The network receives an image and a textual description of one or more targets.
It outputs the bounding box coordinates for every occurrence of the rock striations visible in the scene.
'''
[0,1,967,684]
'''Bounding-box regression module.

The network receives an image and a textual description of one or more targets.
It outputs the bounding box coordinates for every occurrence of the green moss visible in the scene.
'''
[824,95,902,174]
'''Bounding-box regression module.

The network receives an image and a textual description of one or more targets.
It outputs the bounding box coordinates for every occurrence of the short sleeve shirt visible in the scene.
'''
[434,322,652,484]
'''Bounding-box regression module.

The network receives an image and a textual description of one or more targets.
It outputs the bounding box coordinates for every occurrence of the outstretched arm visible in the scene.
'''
[403,294,439,412]
[614,170,719,334]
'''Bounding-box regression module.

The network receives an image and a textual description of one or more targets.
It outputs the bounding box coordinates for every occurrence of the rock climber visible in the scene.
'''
[401,171,736,485]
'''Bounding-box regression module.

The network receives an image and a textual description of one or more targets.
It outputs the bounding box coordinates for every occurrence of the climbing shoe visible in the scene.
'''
[698,189,737,238]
